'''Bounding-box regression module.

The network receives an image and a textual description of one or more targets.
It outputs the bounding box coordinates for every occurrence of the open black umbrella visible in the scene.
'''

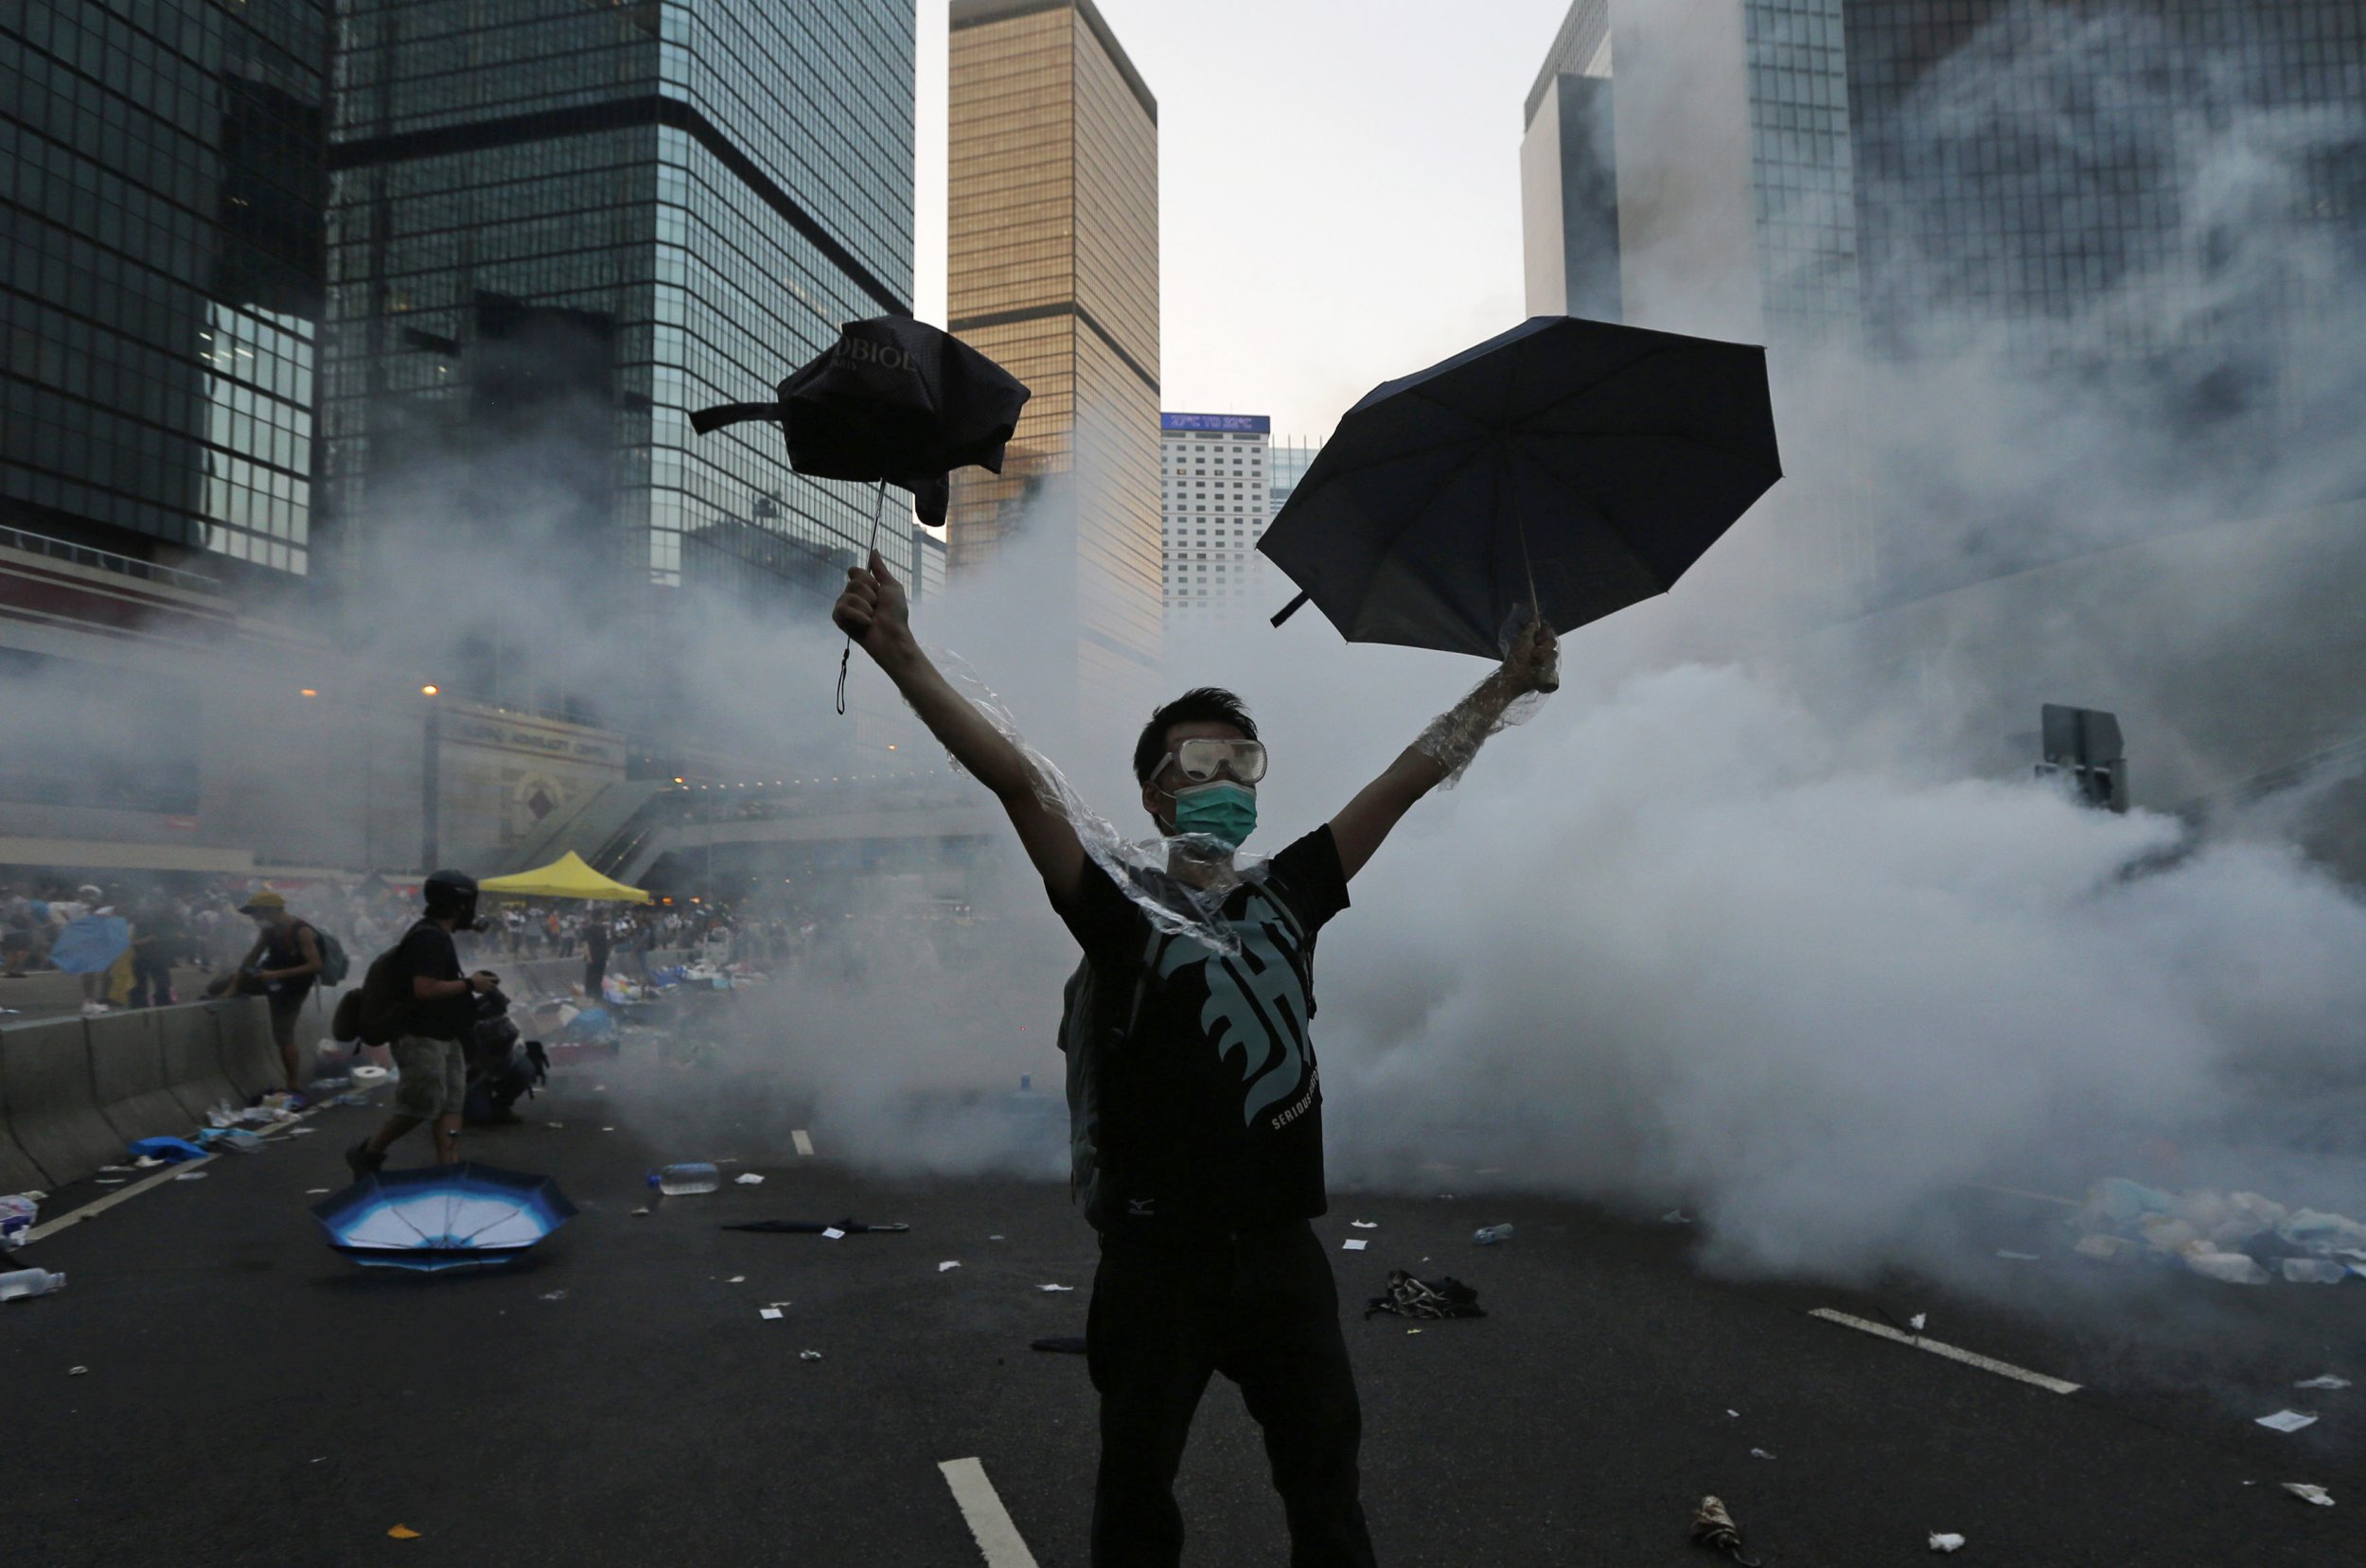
[691,318,1030,710]
[1262,315,1779,663]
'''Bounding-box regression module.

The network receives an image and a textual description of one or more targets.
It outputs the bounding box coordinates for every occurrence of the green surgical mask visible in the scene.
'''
[1171,781,1258,850]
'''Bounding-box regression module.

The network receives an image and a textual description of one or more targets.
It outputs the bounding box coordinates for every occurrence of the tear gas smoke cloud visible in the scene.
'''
[6,3,2363,1296]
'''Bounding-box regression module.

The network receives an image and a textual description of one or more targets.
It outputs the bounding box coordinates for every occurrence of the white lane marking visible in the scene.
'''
[25,1096,345,1243]
[938,1457,1038,1568]
[1810,1308,2082,1395]
[791,1128,815,1157]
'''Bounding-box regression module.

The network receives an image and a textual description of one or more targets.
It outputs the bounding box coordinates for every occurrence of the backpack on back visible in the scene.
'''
[1054,929,1165,1231]
[351,942,415,1047]
[310,927,351,987]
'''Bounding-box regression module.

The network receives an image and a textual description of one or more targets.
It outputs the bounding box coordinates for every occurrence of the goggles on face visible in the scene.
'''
[1159,737,1268,785]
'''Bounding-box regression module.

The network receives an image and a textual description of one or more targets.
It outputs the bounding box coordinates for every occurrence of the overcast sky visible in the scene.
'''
[912,0,1576,443]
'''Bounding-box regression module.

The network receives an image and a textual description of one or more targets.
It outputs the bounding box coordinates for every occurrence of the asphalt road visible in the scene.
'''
[9,1055,2361,1567]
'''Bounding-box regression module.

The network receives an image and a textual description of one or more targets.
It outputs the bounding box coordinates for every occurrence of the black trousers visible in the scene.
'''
[1087,1219,1377,1568]
[584,957,607,995]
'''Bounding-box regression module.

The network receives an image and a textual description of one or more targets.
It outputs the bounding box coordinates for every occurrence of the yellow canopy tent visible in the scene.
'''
[478,851,652,904]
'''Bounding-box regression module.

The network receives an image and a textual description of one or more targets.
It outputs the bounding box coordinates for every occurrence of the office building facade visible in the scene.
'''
[946,0,1161,733]
[2,0,331,581]
[322,0,917,624]
[1161,413,1269,617]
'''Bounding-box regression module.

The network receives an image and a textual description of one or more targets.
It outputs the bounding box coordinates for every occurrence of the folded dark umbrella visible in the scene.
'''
[310,1162,576,1273]
[690,318,1029,528]
[1262,315,1780,661]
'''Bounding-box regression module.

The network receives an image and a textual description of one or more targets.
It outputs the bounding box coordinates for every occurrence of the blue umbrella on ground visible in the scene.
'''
[310,1163,577,1273]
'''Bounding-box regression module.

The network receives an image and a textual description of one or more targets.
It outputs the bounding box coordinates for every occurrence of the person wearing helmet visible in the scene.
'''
[346,871,495,1176]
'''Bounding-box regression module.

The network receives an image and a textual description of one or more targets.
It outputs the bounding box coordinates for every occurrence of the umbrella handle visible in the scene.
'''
[688,401,780,435]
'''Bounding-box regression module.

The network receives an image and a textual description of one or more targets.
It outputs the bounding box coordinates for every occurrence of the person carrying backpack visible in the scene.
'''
[833,552,1557,1568]
[345,872,496,1177]
[212,890,325,1090]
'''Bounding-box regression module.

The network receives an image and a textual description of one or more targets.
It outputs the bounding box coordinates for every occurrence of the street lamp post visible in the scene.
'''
[420,684,442,871]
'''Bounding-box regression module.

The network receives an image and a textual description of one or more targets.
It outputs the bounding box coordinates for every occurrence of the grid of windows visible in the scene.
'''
[1159,420,1271,615]
[0,0,328,576]
[324,0,917,610]
[946,0,1161,727]
[1745,0,1862,340]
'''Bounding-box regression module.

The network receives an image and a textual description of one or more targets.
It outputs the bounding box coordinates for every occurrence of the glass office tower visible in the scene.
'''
[946,0,1161,738]
[322,0,916,616]
[1,0,330,578]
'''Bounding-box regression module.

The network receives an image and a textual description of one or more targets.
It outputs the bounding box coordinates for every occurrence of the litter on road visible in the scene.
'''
[1930,1532,1966,1553]
[1365,1270,1485,1320]
[67,1365,86,1375]
[1343,1239,1369,1251]
[724,1218,909,1234]
[822,1227,845,1239]
[1351,1220,1378,1228]
[800,1349,822,1361]
[734,1173,765,1185]
[1688,1495,1762,1566]
[939,1260,961,1272]
[1039,1283,1074,1292]
[759,1307,784,1320]
[1031,1336,1087,1355]
[728,1275,746,1283]
[539,1290,567,1301]
[388,1525,420,1540]
[2294,1375,2352,1390]
[2285,1484,2336,1506]
[173,1171,208,1181]
[1749,1448,1774,1460]
[2256,1410,2319,1433]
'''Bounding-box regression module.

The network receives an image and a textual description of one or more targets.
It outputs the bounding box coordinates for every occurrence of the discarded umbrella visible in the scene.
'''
[1364,1269,1485,1321]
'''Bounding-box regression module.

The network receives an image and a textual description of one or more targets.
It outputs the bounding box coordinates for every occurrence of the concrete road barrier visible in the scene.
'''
[159,1006,245,1121]
[0,1015,118,1188]
[216,996,284,1100]
[88,1008,194,1146]
[0,1028,50,1192]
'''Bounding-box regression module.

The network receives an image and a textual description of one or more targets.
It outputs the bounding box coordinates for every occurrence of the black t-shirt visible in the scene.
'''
[585,923,611,960]
[1060,826,1351,1234]
[391,919,470,1041]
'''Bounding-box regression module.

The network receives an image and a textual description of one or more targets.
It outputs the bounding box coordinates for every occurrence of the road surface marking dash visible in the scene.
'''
[792,1128,815,1157]
[938,1457,1038,1568]
[1810,1308,2081,1395]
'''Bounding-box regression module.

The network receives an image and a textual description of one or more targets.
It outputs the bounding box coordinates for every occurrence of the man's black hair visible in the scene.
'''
[1133,687,1258,784]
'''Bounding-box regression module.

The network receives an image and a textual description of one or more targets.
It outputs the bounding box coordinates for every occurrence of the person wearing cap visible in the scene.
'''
[213,890,323,1090]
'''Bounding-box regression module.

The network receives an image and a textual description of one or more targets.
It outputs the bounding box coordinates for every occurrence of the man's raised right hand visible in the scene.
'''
[832,551,911,656]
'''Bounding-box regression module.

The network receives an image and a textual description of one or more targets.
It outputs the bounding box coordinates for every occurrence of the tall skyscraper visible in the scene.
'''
[322,1,917,636]
[946,0,1161,735]
[1524,0,2366,605]
[1161,413,1270,618]
[2,0,331,582]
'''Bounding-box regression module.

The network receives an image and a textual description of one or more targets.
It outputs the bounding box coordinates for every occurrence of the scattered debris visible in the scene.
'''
[1038,1283,1074,1293]
[67,1365,87,1376]
[173,1171,208,1182]
[388,1525,420,1540]
[1908,1313,1928,1332]
[759,1307,784,1320]
[305,1188,330,1195]
[1929,1532,1966,1553]
[1351,1220,1378,1228]
[799,1349,822,1361]
[2074,1180,2366,1284]
[629,1207,649,1217]
[2285,1483,2335,1507]
[1343,1239,1369,1252]
[2282,1259,2347,1284]
[2294,1375,2352,1391]
[723,1219,908,1235]
[727,1276,746,1284]
[1365,1270,1485,1320]
[2257,1410,2320,1434]
[546,1122,565,1129]
[1663,1209,1693,1224]
[2186,1251,2270,1285]
[539,1290,567,1301]
[1996,1250,2040,1261]
[602,1127,615,1133]
[939,1260,961,1273]
[127,1136,205,1164]
[733,1173,765,1186]
[1688,1495,1761,1567]
[289,1127,318,1137]
[1031,1336,1087,1355]
[2,1194,39,1246]
[1749,1448,1775,1460]
[821,1227,845,1240]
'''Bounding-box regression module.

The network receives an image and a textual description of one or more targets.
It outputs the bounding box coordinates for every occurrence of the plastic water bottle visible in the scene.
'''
[650,1163,720,1196]
[1473,1224,1514,1245]
[0,1267,65,1301]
